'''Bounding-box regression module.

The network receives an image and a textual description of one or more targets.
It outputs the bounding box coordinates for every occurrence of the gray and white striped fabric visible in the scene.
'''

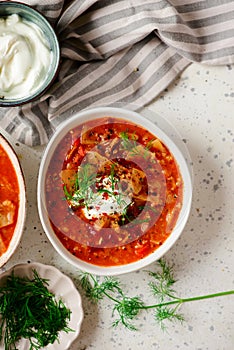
[1,0,234,146]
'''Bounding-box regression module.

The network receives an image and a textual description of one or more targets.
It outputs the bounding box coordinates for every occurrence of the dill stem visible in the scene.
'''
[141,290,234,310]
[88,274,121,304]
[103,291,120,304]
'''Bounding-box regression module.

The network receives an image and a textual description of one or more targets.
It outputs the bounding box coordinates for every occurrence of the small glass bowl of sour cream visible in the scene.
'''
[0,2,60,107]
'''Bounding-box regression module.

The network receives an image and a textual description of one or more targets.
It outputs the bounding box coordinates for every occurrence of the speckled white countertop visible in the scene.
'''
[0,62,233,350]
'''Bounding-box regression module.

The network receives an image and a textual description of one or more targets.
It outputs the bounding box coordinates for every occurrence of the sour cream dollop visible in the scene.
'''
[0,14,52,99]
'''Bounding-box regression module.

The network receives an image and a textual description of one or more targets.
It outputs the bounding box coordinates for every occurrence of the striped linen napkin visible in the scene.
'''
[1,0,234,146]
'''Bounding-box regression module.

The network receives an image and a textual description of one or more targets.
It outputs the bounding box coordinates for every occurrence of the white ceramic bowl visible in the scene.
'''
[0,134,26,267]
[38,107,192,275]
[0,262,83,349]
[0,1,60,106]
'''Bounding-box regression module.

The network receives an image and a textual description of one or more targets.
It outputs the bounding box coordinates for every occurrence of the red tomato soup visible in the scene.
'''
[0,145,20,256]
[45,117,183,266]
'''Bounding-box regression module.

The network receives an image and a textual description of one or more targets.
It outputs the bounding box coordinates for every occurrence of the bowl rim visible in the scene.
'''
[0,1,60,107]
[37,107,193,275]
[0,133,26,267]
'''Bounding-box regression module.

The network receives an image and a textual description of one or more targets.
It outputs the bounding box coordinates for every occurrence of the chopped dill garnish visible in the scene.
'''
[119,130,155,159]
[119,131,138,154]
[64,164,97,206]
[63,162,131,221]
[0,269,73,350]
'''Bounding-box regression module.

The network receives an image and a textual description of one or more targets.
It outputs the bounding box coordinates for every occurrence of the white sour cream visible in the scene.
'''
[0,14,52,99]
[82,176,132,220]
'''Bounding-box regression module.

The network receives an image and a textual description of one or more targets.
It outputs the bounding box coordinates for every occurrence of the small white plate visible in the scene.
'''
[0,262,83,350]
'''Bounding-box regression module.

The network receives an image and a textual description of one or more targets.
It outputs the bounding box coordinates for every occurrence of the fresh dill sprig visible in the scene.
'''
[79,259,234,331]
[79,272,144,330]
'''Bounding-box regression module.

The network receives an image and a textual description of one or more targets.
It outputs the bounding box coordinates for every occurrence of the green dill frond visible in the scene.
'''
[64,164,98,208]
[158,259,176,285]
[120,130,155,160]
[147,259,177,301]
[119,131,130,147]
[154,305,185,330]
[79,273,123,302]
[63,185,73,200]
[93,277,123,299]
[127,218,150,228]
[120,131,137,151]
[146,138,155,150]
[78,164,96,191]
[79,272,94,299]
[112,296,144,331]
